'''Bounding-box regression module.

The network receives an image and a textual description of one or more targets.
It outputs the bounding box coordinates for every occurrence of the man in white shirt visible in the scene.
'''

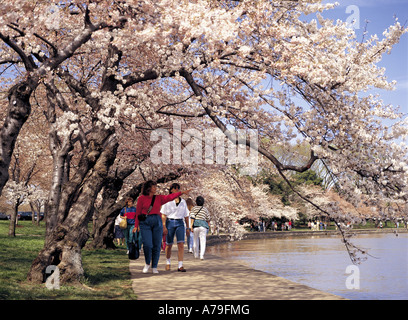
[161,183,190,272]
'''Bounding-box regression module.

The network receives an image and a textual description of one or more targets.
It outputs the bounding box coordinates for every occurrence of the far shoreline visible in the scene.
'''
[206,227,408,246]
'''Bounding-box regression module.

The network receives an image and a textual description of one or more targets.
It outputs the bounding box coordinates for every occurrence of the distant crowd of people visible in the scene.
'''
[250,220,294,232]
[308,220,327,231]
[250,219,331,232]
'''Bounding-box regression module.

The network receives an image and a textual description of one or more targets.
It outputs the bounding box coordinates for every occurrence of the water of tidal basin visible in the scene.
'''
[207,233,408,300]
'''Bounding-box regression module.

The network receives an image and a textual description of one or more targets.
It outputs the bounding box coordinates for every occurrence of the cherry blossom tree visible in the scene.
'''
[168,0,408,249]
[4,181,27,237]
[0,1,124,197]
[27,184,48,226]
[0,0,406,283]
[0,2,127,283]
[5,129,47,236]
[186,167,298,240]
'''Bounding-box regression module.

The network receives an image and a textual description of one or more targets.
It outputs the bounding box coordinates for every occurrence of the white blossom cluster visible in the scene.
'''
[54,111,80,139]
[4,181,28,203]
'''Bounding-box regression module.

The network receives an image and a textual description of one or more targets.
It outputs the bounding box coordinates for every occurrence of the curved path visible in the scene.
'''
[129,247,345,300]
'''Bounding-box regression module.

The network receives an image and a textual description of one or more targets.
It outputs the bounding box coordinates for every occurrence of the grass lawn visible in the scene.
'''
[0,220,137,300]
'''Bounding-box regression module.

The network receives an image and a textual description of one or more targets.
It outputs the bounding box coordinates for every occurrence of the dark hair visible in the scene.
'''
[168,183,181,194]
[126,197,134,203]
[142,180,157,196]
[196,196,204,206]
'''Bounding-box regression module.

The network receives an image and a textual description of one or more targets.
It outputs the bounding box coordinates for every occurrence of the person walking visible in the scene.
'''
[186,198,194,254]
[120,197,137,254]
[190,196,211,260]
[114,214,125,246]
[161,183,190,272]
[134,180,191,274]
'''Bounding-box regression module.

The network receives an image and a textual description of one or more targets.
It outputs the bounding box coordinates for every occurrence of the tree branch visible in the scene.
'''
[179,68,318,173]
[0,32,36,72]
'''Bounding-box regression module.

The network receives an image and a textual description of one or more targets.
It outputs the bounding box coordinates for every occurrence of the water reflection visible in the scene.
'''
[208,233,408,300]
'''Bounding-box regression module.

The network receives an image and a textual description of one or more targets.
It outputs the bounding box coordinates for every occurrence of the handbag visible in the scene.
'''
[119,218,127,229]
[128,232,140,260]
[138,195,156,222]
[119,208,127,229]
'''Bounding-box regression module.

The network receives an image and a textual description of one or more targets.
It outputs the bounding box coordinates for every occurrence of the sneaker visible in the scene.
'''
[178,267,187,272]
[200,257,204,260]
[165,264,171,271]
[142,264,150,273]
[152,268,159,274]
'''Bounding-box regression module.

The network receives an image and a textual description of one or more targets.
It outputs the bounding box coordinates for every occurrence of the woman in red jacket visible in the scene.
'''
[134,180,191,274]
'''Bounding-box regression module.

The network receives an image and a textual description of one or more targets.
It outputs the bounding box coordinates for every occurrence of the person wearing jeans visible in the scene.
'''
[134,180,191,274]
[120,197,136,253]
[161,183,190,272]
[139,214,163,271]
[190,196,211,260]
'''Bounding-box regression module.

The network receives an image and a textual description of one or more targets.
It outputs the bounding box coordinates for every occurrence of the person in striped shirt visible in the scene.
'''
[190,196,211,260]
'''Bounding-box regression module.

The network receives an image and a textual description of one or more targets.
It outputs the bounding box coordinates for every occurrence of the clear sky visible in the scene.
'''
[321,0,408,115]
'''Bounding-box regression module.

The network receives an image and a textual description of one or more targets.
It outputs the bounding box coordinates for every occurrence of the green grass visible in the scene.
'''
[0,220,137,300]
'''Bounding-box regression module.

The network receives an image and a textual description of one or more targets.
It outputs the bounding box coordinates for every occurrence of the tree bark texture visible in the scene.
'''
[87,163,138,250]
[89,181,142,250]
[27,129,118,284]
[8,201,20,237]
[0,82,33,195]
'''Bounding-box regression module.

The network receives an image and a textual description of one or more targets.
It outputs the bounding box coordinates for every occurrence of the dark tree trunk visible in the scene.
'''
[0,81,33,195]
[28,41,124,283]
[88,183,143,250]
[8,201,20,237]
[88,161,139,249]
[27,130,118,284]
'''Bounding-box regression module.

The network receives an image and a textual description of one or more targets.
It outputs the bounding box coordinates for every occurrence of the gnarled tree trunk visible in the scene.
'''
[89,183,142,250]
[27,130,118,284]
[0,81,33,195]
[88,166,139,250]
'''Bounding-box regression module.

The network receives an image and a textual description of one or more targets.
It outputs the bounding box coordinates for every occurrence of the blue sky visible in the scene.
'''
[321,0,408,115]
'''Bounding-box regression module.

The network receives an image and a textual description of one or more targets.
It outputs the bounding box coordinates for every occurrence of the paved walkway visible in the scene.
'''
[129,247,345,300]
